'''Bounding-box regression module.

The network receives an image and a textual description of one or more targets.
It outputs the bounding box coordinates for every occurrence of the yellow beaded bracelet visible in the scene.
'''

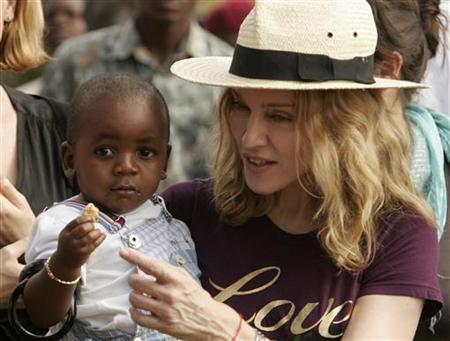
[44,258,81,285]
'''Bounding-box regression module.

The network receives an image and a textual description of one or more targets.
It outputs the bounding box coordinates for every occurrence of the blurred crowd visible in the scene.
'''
[1,0,251,91]
[5,0,448,119]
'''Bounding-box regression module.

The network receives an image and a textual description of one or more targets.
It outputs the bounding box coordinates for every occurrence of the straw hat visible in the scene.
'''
[171,0,427,90]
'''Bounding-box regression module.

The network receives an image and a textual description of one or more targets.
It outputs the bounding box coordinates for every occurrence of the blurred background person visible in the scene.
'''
[17,0,88,95]
[414,0,450,336]
[7,0,135,95]
[202,0,253,46]
[43,0,88,55]
[40,0,232,186]
[84,0,135,31]
[414,0,449,117]
[368,0,450,338]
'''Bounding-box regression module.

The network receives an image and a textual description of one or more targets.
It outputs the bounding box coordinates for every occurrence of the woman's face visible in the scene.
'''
[0,0,16,42]
[228,88,303,195]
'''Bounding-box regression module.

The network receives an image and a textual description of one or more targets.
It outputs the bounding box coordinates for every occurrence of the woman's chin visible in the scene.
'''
[245,181,277,196]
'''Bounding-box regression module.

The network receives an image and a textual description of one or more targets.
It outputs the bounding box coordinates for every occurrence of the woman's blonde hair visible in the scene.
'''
[0,0,48,71]
[213,88,435,272]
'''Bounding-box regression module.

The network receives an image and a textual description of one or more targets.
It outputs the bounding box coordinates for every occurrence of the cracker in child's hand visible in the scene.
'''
[82,203,99,221]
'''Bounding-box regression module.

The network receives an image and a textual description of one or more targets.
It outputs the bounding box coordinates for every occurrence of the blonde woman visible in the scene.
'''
[113,1,444,340]
[0,0,73,339]
[114,0,442,340]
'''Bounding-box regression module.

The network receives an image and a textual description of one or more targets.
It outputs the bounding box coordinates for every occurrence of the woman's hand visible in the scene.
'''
[0,238,27,308]
[120,248,256,341]
[0,177,35,247]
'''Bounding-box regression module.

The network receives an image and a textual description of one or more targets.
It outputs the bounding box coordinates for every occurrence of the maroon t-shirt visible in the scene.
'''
[162,179,442,340]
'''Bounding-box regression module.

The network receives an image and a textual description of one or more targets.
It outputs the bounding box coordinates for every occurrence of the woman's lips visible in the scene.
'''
[243,154,276,173]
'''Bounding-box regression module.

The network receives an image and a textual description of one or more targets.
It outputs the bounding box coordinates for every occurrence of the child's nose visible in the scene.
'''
[113,154,138,175]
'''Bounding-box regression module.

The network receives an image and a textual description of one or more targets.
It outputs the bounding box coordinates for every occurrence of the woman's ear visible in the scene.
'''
[374,51,404,79]
[4,0,17,21]
[61,141,76,179]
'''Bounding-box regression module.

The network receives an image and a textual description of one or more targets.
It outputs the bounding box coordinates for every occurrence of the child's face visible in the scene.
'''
[64,97,170,214]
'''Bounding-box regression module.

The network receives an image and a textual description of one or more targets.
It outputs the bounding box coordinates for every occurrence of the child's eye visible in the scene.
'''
[138,148,154,159]
[94,147,114,158]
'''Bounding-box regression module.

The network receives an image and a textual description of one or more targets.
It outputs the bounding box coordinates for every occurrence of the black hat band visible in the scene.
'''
[229,44,375,84]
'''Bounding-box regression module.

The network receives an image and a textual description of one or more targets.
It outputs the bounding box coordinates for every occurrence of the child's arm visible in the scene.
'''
[23,214,105,327]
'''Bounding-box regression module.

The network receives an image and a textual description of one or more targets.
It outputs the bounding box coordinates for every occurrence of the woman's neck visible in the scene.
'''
[0,85,12,115]
[267,182,317,235]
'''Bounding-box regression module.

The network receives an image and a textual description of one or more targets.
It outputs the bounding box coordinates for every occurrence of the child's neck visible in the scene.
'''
[78,193,124,216]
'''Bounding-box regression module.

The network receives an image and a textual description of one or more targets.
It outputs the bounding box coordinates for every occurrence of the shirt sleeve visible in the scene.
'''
[25,212,63,263]
[25,214,60,264]
[358,211,443,319]
[25,208,90,284]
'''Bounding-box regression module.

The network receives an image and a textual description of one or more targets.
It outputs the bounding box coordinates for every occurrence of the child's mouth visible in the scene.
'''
[110,185,139,196]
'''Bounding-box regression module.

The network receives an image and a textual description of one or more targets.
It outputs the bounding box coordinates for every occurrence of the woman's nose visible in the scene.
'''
[241,115,268,148]
[113,154,138,175]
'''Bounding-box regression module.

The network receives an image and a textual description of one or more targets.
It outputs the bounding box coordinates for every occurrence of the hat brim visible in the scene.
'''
[171,57,428,90]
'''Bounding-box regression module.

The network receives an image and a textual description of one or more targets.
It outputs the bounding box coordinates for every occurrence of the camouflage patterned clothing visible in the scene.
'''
[41,21,232,186]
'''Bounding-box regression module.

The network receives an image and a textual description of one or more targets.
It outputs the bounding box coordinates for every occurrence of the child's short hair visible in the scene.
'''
[68,73,170,142]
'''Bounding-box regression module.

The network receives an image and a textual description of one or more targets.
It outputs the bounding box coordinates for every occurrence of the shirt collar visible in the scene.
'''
[101,21,140,60]
[185,21,213,58]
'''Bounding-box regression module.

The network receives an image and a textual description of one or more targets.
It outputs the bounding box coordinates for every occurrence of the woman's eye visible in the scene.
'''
[230,99,249,112]
[138,149,154,159]
[94,147,113,157]
[268,112,293,123]
[229,101,250,124]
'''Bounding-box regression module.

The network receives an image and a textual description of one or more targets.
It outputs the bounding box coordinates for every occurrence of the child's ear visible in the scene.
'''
[163,144,172,172]
[61,141,76,179]
[160,144,172,181]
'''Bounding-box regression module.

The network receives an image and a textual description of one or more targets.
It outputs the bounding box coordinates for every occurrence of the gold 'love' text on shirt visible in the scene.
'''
[210,266,353,338]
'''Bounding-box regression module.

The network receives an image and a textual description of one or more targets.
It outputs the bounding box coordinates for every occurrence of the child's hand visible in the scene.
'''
[54,216,106,270]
